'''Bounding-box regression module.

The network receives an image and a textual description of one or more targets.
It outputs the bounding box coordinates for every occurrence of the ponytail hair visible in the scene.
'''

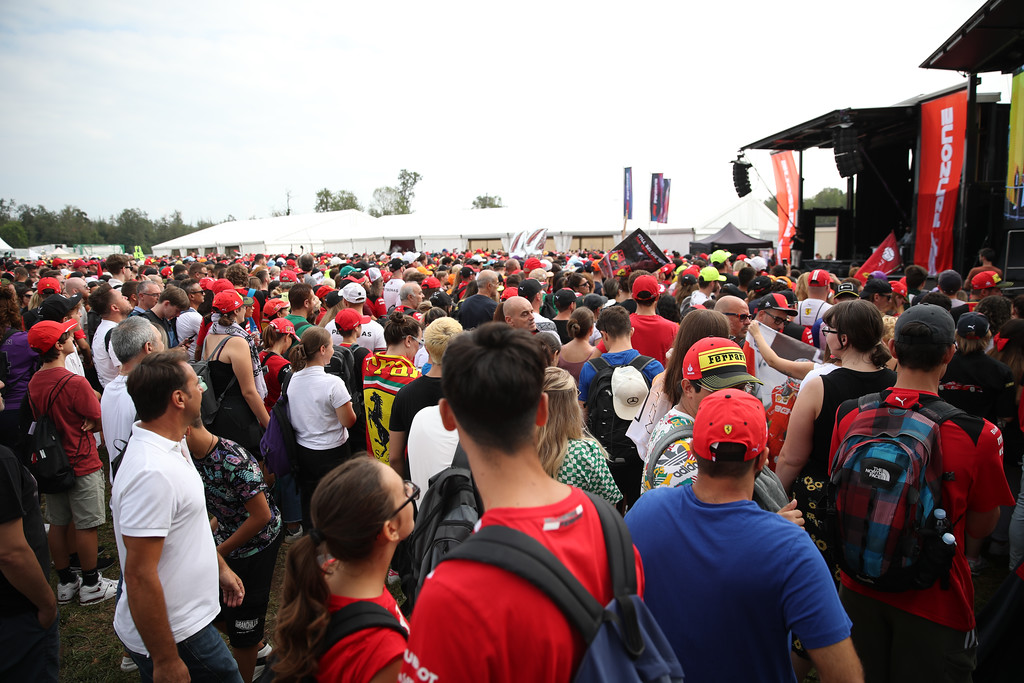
[272,456,395,682]
[566,307,594,340]
[288,326,330,371]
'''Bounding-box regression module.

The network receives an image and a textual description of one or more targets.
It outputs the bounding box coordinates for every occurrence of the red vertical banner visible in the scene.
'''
[771,151,798,262]
[914,90,967,275]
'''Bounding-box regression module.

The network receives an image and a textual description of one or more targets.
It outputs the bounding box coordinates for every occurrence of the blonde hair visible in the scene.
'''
[794,272,810,302]
[536,367,606,478]
[424,317,463,365]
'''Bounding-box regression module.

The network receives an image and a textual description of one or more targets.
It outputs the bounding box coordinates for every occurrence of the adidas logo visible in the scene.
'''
[865,466,890,482]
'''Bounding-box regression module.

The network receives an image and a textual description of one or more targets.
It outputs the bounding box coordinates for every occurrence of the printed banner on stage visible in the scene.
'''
[914,89,967,275]
[598,228,671,279]
[624,167,633,220]
[508,228,547,258]
[1005,68,1024,228]
[856,231,902,282]
[650,173,663,222]
[771,151,798,263]
[658,178,671,224]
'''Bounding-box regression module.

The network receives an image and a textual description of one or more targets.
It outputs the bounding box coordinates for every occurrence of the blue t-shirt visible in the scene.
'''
[577,349,664,403]
[625,485,851,683]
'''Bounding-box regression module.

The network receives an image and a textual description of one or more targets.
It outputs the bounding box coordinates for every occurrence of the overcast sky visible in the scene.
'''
[0,1,1012,231]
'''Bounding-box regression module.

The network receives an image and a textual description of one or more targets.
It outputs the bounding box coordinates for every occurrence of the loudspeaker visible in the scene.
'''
[732,160,752,198]
[832,128,863,178]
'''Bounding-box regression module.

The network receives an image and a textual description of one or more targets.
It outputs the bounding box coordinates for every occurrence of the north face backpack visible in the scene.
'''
[25,374,76,493]
[398,444,481,613]
[828,391,962,592]
[585,356,656,465]
[445,492,684,683]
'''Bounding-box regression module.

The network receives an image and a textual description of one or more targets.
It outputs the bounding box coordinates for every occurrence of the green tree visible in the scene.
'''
[764,187,846,214]
[472,194,503,209]
[396,169,421,214]
[314,188,362,212]
[0,220,27,248]
[368,187,402,217]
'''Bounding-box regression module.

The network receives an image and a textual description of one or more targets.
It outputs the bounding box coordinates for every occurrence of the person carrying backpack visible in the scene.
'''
[578,306,663,509]
[271,457,412,683]
[402,323,681,683]
[831,304,1013,683]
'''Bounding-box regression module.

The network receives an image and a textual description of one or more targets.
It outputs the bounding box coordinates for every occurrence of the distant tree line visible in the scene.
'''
[0,199,216,252]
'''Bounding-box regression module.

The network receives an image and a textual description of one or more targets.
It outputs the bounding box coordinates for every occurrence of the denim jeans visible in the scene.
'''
[0,609,60,681]
[127,621,242,682]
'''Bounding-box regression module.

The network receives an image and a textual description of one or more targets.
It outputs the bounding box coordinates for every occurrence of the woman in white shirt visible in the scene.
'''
[287,326,358,528]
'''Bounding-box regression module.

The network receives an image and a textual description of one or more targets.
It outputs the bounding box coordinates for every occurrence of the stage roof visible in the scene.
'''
[920,0,1024,74]
[739,85,1001,153]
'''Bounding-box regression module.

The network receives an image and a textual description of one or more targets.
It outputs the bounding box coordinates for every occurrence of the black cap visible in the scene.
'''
[430,291,452,308]
[581,293,608,310]
[834,282,859,299]
[860,278,892,299]
[895,304,954,345]
[553,288,578,308]
[518,279,543,302]
[40,293,83,322]
[749,275,772,294]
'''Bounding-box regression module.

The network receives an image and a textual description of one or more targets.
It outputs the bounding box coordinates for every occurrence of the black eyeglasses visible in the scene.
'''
[722,312,753,322]
[820,325,840,336]
[391,480,420,517]
[764,312,789,326]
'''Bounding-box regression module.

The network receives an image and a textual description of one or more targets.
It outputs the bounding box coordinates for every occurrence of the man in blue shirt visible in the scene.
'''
[626,389,863,683]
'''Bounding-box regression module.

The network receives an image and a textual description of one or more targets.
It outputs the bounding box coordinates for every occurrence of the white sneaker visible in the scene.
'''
[79,575,118,605]
[120,656,138,673]
[252,642,273,681]
[57,576,81,605]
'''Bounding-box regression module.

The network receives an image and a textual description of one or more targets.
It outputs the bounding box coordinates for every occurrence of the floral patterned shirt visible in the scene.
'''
[641,408,698,494]
[191,438,281,558]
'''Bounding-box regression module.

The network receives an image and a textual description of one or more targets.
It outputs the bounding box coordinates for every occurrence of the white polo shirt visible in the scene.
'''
[112,423,220,654]
[286,365,352,450]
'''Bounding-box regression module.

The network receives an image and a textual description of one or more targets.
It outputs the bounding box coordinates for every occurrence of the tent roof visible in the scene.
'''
[0,235,13,252]
[691,222,773,251]
[921,0,1024,74]
[696,195,779,243]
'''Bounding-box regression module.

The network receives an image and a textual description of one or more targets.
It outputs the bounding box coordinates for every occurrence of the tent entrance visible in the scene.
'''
[389,239,416,252]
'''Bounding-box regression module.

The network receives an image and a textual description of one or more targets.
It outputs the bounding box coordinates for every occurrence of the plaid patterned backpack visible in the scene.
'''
[828,391,962,592]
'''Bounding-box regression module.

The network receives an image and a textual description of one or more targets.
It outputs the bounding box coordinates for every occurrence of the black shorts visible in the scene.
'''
[217,532,283,648]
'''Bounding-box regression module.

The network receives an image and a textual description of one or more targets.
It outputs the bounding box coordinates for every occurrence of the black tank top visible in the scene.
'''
[806,366,897,481]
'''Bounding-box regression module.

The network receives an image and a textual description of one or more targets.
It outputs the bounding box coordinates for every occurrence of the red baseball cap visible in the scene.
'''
[27,319,77,353]
[213,290,243,314]
[631,274,660,303]
[808,269,830,288]
[36,277,61,294]
[335,307,371,332]
[692,389,768,462]
[160,266,173,278]
[422,276,441,289]
[501,286,518,300]
[279,270,297,283]
[316,285,334,301]
[682,337,762,390]
[891,279,908,297]
[211,278,234,294]
[266,317,300,342]
[263,298,289,319]
[524,257,543,272]
[199,277,215,291]
[971,270,1011,291]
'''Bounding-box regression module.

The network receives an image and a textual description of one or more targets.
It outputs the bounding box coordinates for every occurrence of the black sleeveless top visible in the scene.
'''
[805,366,897,481]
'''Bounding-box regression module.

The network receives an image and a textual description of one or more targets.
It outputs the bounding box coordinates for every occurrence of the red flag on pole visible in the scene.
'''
[771,151,799,262]
[855,231,902,283]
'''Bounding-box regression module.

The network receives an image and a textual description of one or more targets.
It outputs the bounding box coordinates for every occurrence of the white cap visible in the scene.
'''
[611,366,650,420]
[329,256,343,267]
[341,282,367,304]
[366,267,382,282]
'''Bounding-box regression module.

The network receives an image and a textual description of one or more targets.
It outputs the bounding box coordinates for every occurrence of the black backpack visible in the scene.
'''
[398,445,480,612]
[26,374,76,493]
[585,355,656,465]
[264,601,407,683]
[325,344,364,420]
[446,492,685,682]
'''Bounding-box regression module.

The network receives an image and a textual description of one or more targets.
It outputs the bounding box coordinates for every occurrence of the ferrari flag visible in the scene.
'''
[914,89,967,275]
[856,232,902,282]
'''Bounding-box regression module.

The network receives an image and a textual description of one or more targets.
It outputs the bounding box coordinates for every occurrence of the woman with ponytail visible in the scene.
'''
[273,457,414,683]
[287,326,358,529]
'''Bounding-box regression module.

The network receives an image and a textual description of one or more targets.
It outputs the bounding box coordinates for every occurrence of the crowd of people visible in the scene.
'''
[0,244,1021,682]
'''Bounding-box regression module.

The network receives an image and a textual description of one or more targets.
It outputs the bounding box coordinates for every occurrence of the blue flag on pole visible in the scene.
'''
[624,167,633,220]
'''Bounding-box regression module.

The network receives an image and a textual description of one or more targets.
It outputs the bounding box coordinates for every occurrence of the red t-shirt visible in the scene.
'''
[832,387,1014,630]
[401,487,645,683]
[317,590,408,683]
[629,313,678,364]
[27,367,103,476]
[259,351,290,411]
[365,297,386,319]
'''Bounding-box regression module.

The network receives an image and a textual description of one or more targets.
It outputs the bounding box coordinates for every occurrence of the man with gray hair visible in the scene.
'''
[390,282,424,321]
[132,279,163,316]
[458,270,498,329]
[100,317,164,479]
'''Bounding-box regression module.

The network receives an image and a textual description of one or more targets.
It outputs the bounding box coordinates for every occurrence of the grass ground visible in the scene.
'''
[50,461,1016,682]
